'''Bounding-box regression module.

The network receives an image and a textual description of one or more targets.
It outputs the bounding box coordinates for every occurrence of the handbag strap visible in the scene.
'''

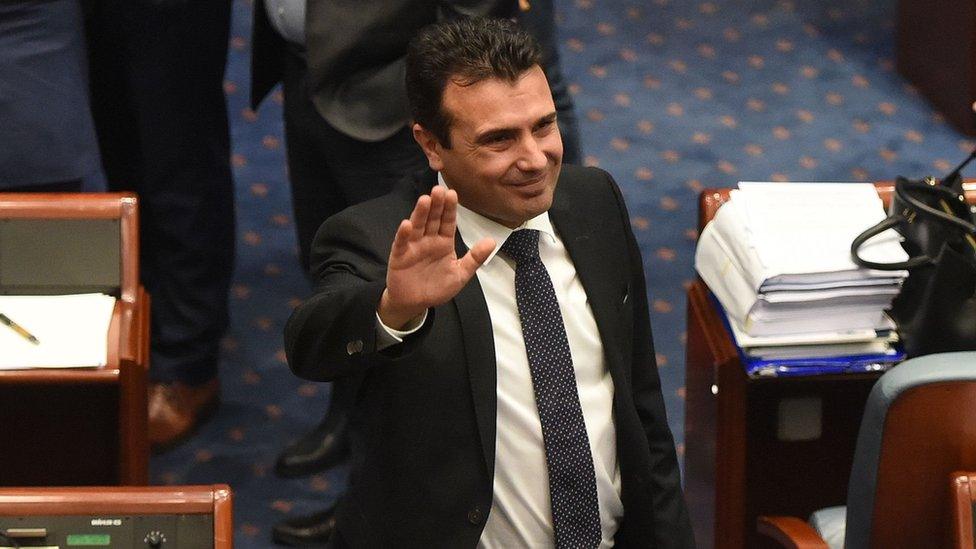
[851,214,934,270]
[895,179,976,235]
[852,179,976,271]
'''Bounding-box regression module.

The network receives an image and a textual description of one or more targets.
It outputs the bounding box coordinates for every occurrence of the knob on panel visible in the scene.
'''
[144,530,166,547]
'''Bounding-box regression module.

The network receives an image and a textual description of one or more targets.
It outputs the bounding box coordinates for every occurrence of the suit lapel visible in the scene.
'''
[452,235,498,479]
[419,169,498,477]
[549,186,631,394]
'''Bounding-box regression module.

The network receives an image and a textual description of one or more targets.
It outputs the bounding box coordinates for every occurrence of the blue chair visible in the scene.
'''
[758,351,976,549]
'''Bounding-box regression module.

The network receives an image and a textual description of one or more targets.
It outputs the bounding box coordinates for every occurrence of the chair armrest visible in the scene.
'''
[757,516,830,549]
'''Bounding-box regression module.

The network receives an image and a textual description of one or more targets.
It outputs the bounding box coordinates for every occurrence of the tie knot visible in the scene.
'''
[500,229,541,264]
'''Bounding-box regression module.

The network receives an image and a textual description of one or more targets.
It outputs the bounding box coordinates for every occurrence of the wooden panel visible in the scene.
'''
[0,193,148,486]
[0,193,139,303]
[213,486,234,549]
[0,485,233,549]
[0,486,221,514]
[870,383,976,548]
[684,280,880,548]
[684,283,724,548]
[951,472,975,549]
[0,384,119,486]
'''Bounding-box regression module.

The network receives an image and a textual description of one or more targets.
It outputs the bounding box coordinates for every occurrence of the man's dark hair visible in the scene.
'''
[405,17,543,148]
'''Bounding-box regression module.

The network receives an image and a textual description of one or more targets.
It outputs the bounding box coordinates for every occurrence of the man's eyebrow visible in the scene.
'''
[474,127,517,144]
[474,112,559,144]
[535,112,558,126]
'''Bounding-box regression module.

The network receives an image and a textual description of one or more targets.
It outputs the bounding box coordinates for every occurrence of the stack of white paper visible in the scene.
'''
[0,293,116,369]
[695,182,909,358]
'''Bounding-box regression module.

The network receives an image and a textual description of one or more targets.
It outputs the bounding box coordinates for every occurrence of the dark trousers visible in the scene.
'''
[85,0,235,385]
[6,181,83,193]
[281,49,429,273]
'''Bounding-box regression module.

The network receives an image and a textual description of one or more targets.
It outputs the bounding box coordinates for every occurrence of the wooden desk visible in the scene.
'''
[0,485,232,548]
[0,194,149,486]
[684,280,880,548]
[684,182,976,547]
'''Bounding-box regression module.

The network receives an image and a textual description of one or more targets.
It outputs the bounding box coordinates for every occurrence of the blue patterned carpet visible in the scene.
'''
[151,0,974,545]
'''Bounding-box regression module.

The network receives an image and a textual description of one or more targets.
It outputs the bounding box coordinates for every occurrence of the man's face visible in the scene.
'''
[414,65,563,229]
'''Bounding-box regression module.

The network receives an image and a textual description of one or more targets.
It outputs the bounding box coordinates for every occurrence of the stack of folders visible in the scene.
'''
[695,182,910,376]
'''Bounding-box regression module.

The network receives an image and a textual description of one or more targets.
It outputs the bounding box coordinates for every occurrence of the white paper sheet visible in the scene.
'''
[736,182,910,278]
[0,293,116,369]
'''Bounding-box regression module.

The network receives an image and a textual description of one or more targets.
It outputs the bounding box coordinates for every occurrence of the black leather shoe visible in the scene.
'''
[275,411,351,478]
[272,506,336,546]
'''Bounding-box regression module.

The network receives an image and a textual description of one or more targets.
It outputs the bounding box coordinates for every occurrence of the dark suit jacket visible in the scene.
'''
[284,165,694,548]
[250,0,513,140]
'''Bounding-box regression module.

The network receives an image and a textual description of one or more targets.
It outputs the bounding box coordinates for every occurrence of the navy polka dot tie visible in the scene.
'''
[500,229,602,549]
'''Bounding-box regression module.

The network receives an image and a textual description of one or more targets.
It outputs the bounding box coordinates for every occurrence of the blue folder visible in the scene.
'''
[708,293,905,377]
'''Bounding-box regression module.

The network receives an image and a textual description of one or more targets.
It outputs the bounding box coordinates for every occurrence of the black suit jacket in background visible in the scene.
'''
[250,0,513,139]
[284,165,695,548]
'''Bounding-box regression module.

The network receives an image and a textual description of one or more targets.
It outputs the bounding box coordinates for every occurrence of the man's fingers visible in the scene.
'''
[389,219,413,259]
[408,195,431,241]
[425,186,445,236]
[440,189,458,238]
[457,237,496,278]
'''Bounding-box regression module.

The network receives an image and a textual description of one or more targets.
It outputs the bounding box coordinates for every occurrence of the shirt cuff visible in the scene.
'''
[375,309,429,351]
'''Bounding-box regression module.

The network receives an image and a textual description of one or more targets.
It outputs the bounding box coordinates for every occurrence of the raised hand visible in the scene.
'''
[377,185,495,329]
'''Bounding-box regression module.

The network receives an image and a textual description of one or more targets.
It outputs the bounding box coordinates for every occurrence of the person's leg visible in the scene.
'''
[6,181,83,193]
[279,43,429,461]
[86,0,235,448]
[272,48,354,481]
[281,49,347,274]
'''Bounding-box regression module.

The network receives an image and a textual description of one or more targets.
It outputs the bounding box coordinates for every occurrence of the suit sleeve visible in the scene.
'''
[283,211,431,381]
[605,172,696,547]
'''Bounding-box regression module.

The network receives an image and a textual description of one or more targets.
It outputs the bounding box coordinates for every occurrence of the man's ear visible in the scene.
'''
[412,123,444,172]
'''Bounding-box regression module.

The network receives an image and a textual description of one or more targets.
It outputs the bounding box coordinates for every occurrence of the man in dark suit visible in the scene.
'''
[254,2,586,543]
[251,2,511,543]
[284,17,693,547]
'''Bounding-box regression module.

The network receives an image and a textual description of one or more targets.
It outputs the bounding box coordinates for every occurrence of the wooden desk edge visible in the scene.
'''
[0,485,232,516]
[0,290,149,383]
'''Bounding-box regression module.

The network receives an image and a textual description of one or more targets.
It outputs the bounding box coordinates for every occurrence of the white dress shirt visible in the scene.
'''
[378,175,623,547]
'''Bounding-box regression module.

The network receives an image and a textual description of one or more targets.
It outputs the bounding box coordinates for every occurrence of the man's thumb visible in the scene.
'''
[458,237,496,277]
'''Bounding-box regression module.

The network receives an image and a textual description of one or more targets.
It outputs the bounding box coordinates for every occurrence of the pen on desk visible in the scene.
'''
[0,313,40,345]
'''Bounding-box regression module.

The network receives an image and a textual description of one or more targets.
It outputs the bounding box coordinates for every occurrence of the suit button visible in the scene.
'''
[467,507,483,524]
[346,340,363,355]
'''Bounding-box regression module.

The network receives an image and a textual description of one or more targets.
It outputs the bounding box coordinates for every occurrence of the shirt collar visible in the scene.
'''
[437,173,555,265]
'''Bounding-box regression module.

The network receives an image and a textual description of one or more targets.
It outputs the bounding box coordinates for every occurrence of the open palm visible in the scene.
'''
[378,186,495,329]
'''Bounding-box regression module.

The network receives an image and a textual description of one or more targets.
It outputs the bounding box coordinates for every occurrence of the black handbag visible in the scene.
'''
[851,151,976,358]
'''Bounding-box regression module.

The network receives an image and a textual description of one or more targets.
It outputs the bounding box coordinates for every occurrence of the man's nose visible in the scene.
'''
[516,136,548,172]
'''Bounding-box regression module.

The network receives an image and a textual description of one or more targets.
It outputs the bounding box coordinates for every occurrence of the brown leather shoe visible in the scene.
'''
[148,378,220,452]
